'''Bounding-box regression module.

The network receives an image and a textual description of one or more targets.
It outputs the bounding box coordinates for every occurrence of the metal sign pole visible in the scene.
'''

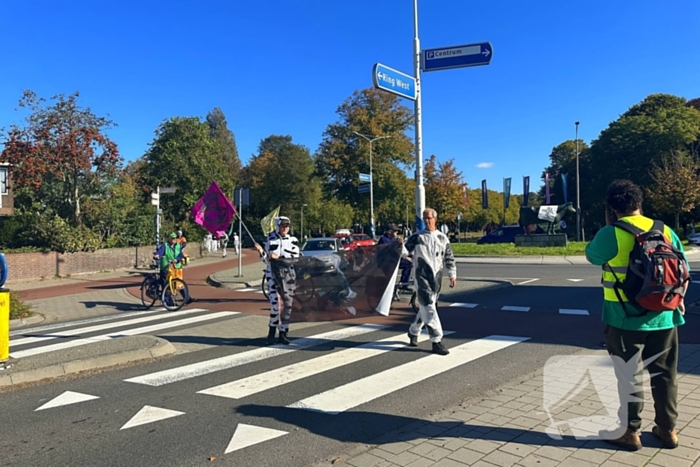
[156,186,161,249]
[238,188,243,277]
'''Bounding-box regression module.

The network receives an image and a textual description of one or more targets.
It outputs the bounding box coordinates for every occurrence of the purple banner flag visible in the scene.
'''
[190,181,236,235]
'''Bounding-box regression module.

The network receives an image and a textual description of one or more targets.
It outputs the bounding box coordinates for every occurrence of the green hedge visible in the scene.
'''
[450,242,588,257]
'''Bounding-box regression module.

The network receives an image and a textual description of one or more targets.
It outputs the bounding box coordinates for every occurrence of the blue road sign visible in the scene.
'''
[359,173,371,183]
[422,42,493,72]
[358,185,370,194]
[373,63,416,101]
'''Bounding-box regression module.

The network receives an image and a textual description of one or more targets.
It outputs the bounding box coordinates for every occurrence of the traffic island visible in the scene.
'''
[0,335,175,389]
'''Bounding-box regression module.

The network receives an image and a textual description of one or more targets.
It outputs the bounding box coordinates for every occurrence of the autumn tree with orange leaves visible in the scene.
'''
[424,154,465,222]
[1,90,121,225]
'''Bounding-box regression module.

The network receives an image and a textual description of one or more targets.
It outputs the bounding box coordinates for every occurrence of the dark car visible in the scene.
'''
[476,225,526,245]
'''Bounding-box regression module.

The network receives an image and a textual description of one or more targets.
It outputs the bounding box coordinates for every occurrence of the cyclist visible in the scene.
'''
[175,230,189,265]
[153,232,191,303]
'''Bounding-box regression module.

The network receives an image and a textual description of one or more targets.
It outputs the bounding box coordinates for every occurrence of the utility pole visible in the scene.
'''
[575,121,581,242]
[353,132,390,238]
[413,0,425,230]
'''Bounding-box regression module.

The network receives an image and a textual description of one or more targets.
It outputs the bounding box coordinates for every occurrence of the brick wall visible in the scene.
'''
[5,242,204,284]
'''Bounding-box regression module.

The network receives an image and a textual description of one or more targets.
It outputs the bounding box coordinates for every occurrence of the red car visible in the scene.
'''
[332,233,375,250]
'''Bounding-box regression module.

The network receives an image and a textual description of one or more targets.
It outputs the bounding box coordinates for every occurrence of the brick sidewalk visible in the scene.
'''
[320,345,700,467]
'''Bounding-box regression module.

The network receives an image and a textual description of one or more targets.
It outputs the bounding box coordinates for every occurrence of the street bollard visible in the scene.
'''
[0,289,9,361]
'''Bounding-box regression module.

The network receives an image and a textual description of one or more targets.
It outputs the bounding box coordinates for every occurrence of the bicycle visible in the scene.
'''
[140,263,190,311]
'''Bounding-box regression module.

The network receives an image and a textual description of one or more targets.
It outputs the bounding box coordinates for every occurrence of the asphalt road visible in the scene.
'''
[4,261,700,467]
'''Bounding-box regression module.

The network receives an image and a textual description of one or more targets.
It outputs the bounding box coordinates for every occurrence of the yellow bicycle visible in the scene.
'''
[141,263,189,311]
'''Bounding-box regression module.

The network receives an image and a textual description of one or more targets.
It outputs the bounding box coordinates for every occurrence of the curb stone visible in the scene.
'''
[9,313,45,329]
[206,274,262,290]
[0,336,176,389]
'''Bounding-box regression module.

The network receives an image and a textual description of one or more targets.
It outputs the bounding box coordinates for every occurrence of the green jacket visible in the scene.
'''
[585,215,687,331]
[159,243,183,271]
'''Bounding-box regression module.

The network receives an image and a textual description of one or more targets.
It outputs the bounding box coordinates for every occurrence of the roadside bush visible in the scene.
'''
[9,293,33,320]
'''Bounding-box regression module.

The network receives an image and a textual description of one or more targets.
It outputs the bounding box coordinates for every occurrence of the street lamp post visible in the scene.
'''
[353,131,390,238]
[300,203,307,241]
[575,121,580,242]
[413,0,425,231]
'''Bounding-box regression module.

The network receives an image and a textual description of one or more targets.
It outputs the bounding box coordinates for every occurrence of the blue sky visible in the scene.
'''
[1,1,698,194]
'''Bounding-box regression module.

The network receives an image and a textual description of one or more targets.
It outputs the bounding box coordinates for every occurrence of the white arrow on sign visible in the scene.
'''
[483,49,491,57]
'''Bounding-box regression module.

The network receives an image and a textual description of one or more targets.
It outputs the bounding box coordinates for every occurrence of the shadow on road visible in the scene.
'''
[235,404,657,451]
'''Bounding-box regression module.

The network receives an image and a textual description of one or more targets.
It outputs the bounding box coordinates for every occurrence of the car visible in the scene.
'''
[241,233,268,248]
[332,233,374,250]
[688,232,700,245]
[476,225,526,244]
[301,237,344,257]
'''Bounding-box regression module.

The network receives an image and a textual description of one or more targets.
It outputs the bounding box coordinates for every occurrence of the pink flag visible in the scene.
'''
[190,182,236,234]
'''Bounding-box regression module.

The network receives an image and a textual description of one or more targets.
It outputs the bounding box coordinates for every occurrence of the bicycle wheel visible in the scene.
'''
[261,273,269,300]
[161,279,189,311]
[140,276,158,309]
[294,273,315,304]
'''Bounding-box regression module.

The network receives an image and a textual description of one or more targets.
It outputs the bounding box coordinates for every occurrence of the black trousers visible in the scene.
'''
[605,325,679,432]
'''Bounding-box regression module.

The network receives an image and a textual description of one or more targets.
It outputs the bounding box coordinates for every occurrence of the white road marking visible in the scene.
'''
[124,324,389,387]
[566,279,584,282]
[10,307,167,336]
[120,405,185,430]
[235,288,257,292]
[11,308,208,347]
[288,335,529,414]
[10,312,238,359]
[225,424,288,454]
[501,306,530,312]
[35,391,99,411]
[448,303,478,308]
[559,309,590,316]
[517,278,540,285]
[198,330,449,400]
[693,281,700,285]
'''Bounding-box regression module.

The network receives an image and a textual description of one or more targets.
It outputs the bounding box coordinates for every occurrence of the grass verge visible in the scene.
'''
[10,293,34,320]
[451,242,588,256]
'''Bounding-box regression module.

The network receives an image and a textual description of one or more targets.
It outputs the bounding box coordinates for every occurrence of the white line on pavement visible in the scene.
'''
[197,330,453,400]
[10,307,168,336]
[501,306,530,312]
[559,309,590,315]
[11,308,209,347]
[10,312,239,359]
[288,335,529,414]
[124,324,390,387]
[448,303,478,308]
[516,278,540,285]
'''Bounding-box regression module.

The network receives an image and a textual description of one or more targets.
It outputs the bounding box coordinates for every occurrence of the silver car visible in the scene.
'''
[301,237,344,257]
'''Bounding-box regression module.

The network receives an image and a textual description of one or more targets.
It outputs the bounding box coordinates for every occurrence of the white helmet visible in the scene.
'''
[275,216,291,232]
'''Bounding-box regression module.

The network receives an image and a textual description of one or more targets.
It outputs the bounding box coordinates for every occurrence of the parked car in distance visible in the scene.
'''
[301,237,344,257]
[335,229,352,236]
[241,233,268,248]
[476,225,526,245]
[688,231,700,245]
[332,233,374,250]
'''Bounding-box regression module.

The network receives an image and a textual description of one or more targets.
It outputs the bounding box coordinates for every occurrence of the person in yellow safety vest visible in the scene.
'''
[585,179,688,452]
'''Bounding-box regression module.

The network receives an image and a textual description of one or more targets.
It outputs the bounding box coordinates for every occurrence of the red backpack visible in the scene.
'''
[608,220,690,313]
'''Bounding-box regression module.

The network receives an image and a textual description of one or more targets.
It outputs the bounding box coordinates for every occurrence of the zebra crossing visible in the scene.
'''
[8,308,238,359]
[25,318,532,458]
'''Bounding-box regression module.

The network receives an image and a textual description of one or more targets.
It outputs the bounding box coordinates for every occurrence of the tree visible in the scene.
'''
[585,94,700,219]
[243,135,322,233]
[1,90,121,225]
[646,151,700,230]
[136,117,235,229]
[424,155,464,221]
[538,140,590,206]
[315,88,415,224]
[82,173,153,246]
[206,107,242,183]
